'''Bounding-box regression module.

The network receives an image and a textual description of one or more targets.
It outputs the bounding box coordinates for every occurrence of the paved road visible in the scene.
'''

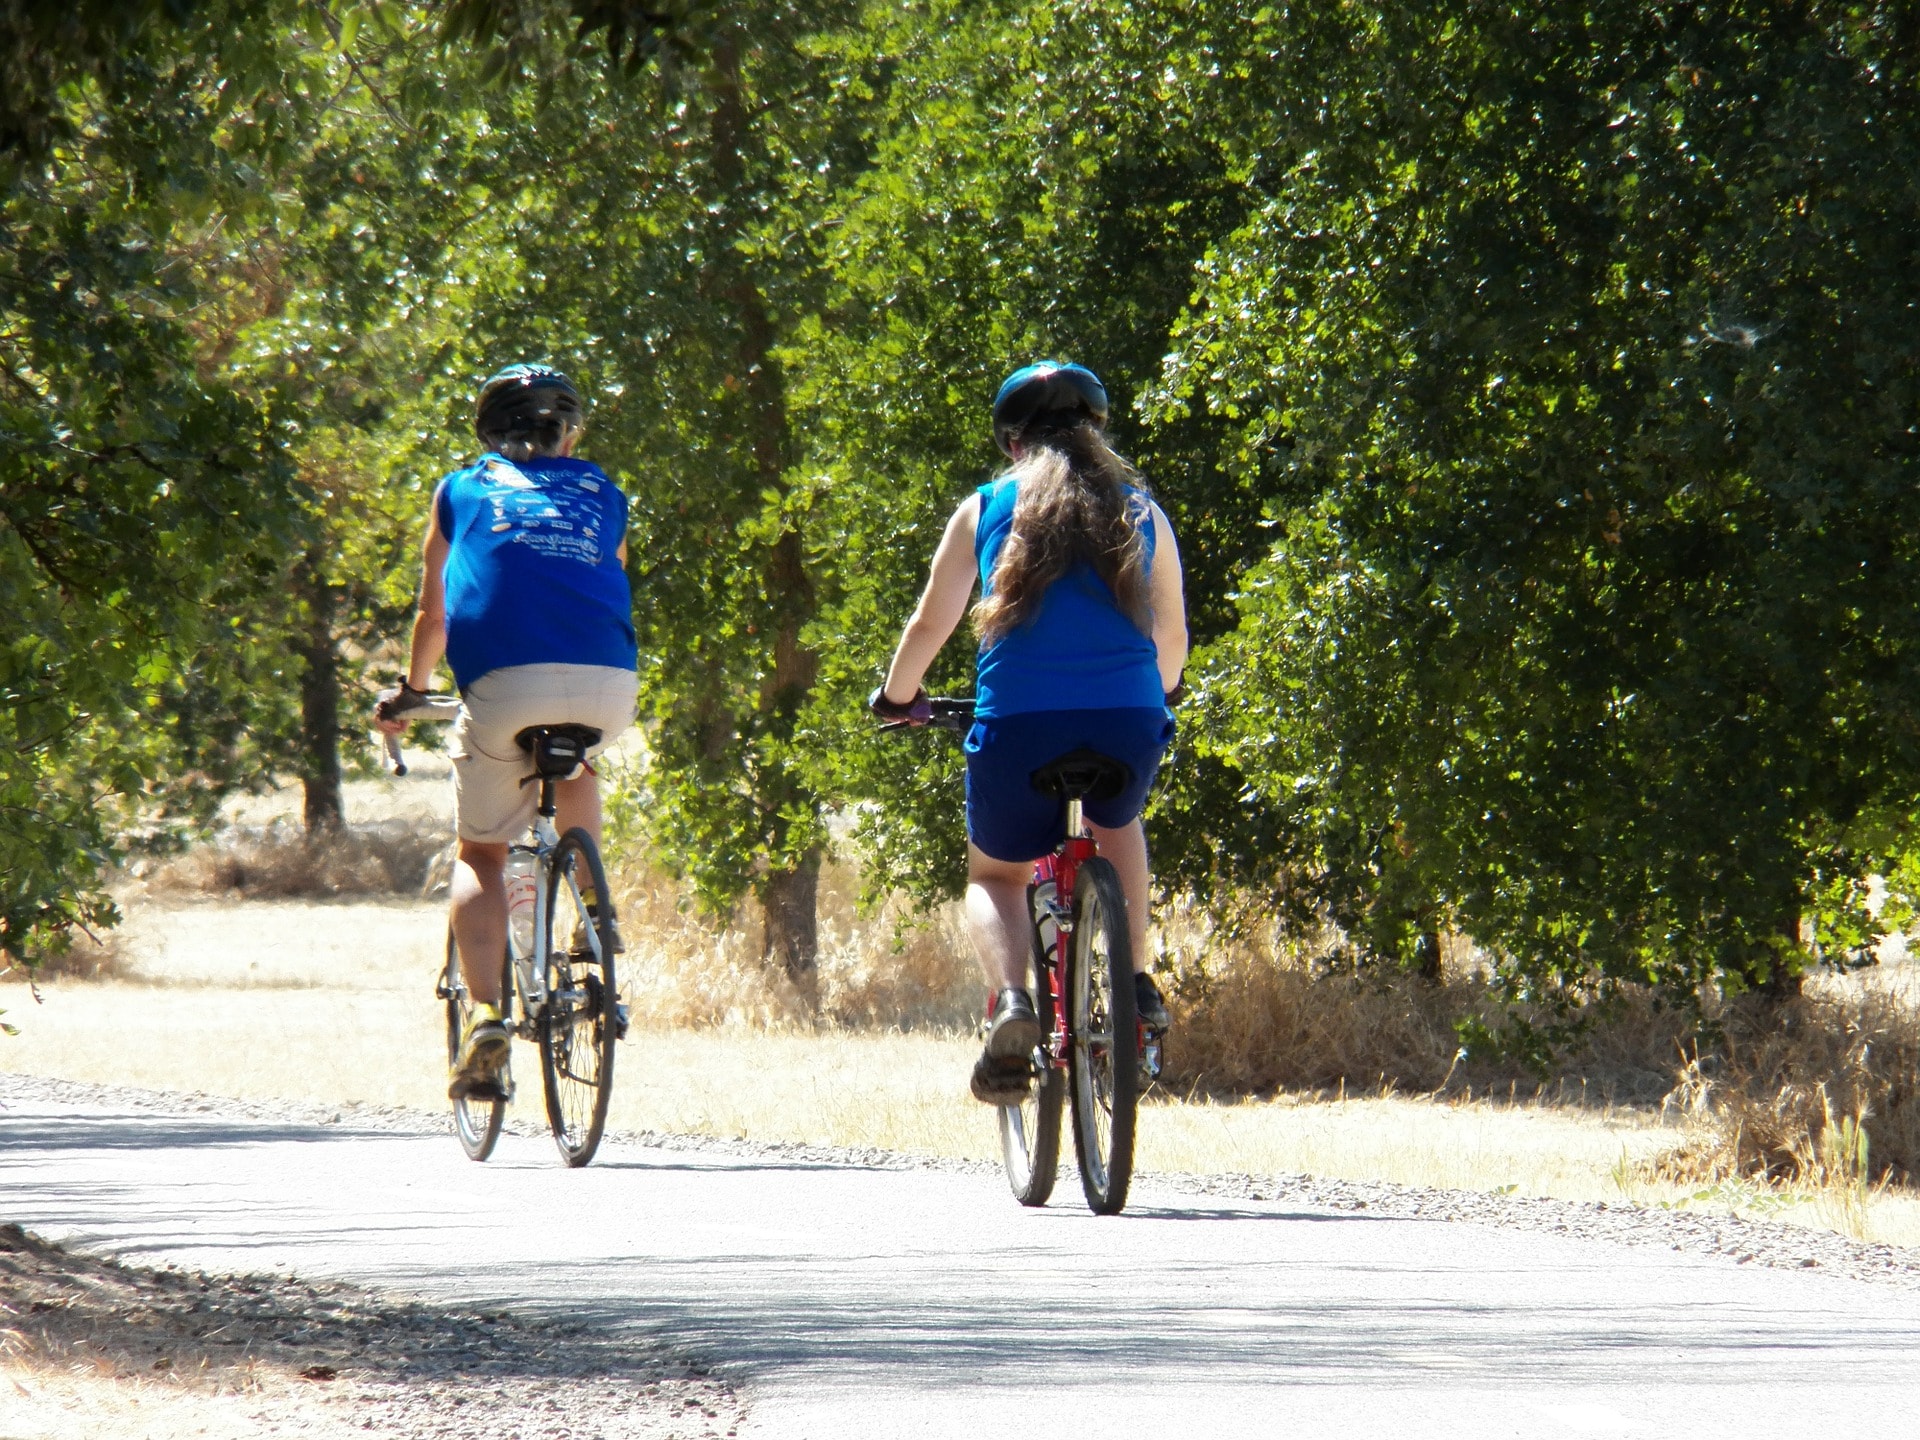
[4,1089,1918,1438]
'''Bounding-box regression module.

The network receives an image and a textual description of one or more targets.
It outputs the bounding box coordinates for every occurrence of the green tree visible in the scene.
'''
[790,0,1267,905]
[0,9,311,962]
[383,2,876,981]
[1156,0,1920,1003]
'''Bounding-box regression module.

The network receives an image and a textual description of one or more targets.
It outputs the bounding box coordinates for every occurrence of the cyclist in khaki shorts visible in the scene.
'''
[376,364,638,1098]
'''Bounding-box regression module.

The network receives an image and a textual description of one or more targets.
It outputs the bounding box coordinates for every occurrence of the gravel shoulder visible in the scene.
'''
[0,1212,738,1440]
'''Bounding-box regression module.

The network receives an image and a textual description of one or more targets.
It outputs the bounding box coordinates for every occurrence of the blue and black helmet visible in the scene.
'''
[991,361,1109,457]
[474,363,584,447]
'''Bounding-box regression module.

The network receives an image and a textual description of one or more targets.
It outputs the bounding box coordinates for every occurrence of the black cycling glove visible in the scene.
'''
[868,685,933,725]
[375,679,430,724]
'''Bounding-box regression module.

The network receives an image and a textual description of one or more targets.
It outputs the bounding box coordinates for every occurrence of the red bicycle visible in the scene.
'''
[888,697,1160,1214]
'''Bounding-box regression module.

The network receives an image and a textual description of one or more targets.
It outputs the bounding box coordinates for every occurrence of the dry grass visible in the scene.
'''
[8,894,1920,1245]
[1650,974,1920,1190]
[137,819,452,900]
[612,854,978,1033]
[1149,897,1920,1201]
[1154,906,1686,1103]
[11,930,136,984]
[12,760,1920,1245]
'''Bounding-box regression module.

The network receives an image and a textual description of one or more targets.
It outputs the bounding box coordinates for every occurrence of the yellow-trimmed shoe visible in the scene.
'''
[448,1002,511,1099]
[568,908,626,956]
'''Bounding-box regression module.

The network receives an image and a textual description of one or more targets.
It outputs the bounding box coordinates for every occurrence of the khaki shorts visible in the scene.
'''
[449,663,639,844]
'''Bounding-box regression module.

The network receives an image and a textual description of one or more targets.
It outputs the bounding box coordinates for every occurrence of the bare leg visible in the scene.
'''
[1087,817,1150,973]
[451,839,508,1005]
[966,843,1035,993]
[553,772,603,846]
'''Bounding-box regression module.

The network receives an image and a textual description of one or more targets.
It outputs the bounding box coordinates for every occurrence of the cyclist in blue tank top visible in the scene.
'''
[376,364,639,1100]
[873,363,1188,1105]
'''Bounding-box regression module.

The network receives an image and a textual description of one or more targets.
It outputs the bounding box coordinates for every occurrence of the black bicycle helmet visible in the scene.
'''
[990,361,1109,457]
[474,363,584,450]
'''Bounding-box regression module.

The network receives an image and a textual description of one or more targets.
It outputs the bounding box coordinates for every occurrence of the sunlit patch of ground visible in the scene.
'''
[8,888,1920,1248]
[8,754,1919,1249]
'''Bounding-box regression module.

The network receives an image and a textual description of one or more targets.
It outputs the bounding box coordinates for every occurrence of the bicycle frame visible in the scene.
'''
[507,814,562,1027]
[385,698,604,1031]
[507,788,606,1035]
[1029,798,1099,1073]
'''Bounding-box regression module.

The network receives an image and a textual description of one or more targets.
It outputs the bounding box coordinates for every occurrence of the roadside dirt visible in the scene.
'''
[0,1221,740,1439]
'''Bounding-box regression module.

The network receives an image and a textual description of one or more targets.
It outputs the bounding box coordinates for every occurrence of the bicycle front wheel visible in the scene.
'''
[1066,857,1137,1215]
[539,828,619,1167]
[999,884,1064,1207]
[442,928,507,1162]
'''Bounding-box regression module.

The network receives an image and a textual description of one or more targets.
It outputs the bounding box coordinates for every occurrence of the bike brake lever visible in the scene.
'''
[384,732,409,778]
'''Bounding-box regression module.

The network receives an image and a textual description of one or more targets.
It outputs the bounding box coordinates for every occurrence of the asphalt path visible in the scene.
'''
[4,1089,1918,1438]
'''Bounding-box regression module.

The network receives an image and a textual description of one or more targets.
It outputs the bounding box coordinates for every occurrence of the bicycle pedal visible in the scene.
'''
[1139,1026,1167,1081]
[614,1002,631,1040]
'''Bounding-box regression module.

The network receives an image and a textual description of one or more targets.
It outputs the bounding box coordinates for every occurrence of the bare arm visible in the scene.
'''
[390,508,448,711]
[881,497,980,704]
[1149,501,1189,693]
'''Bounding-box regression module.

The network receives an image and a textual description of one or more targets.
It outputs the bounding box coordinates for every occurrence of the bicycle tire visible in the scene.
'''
[998,884,1065,1206]
[538,827,619,1167]
[1066,857,1137,1215]
[443,927,507,1162]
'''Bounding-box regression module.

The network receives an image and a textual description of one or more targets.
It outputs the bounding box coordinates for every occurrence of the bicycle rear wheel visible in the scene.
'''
[539,828,619,1167]
[1066,857,1137,1215]
[441,928,507,1162]
[998,884,1064,1206]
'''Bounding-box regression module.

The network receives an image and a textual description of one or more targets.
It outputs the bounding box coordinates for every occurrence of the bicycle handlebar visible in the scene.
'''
[878,696,975,735]
[381,695,462,777]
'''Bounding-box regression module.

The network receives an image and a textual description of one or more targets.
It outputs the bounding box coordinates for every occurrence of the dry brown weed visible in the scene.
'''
[141,821,452,900]
[1652,980,1920,1186]
[9,930,135,983]
[1150,899,1688,1104]
[608,854,977,1033]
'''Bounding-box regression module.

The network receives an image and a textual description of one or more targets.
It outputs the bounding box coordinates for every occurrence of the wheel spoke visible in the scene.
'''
[539,830,618,1167]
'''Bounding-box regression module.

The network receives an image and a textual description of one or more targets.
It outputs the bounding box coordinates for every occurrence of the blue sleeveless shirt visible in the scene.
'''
[972,476,1165,718]
[434,454,638,690]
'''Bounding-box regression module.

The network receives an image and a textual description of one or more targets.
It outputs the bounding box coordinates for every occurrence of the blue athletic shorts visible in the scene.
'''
[964,707,1175,863]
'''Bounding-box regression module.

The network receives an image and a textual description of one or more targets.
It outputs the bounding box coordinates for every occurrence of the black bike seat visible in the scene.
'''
[514,724,603,779]
[1029,746,1131,803]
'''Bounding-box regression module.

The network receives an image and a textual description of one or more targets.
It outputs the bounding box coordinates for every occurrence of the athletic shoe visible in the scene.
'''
[970,1051,1033,1106]
[569,908,626,956]
[448,1003,511,1099]
[984,987,1043,1059]
[1134,972,1171,1029]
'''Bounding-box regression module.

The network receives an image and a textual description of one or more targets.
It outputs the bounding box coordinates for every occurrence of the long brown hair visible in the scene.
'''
[973,421,1153,646]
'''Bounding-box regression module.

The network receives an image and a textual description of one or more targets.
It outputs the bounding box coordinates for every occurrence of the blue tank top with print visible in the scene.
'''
[972,476,1165,718]
[435,454,638,690]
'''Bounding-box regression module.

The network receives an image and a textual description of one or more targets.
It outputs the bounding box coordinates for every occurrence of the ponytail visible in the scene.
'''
[972,422,1153,647]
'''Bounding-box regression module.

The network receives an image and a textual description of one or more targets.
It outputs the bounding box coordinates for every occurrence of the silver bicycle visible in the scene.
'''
[388,699,626,1167]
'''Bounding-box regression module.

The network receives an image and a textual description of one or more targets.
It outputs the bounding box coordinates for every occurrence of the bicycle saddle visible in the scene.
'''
[1028,747,1132,803]
[514,724,603,779]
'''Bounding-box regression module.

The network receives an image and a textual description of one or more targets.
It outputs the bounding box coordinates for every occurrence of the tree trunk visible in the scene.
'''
[710,27,822,979]
[762,854,820,988]
[1760,907,1806,1003]
[1413,929,1444,984]
[291,550,344,835]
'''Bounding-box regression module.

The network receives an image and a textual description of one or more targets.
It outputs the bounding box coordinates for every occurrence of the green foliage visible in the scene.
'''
[1,10,308,961]
[0,0,221,163]
[437,0,704,76]
[14,0,1920,1022]
[1158,0,1920,998]
[792,0,1267,901]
